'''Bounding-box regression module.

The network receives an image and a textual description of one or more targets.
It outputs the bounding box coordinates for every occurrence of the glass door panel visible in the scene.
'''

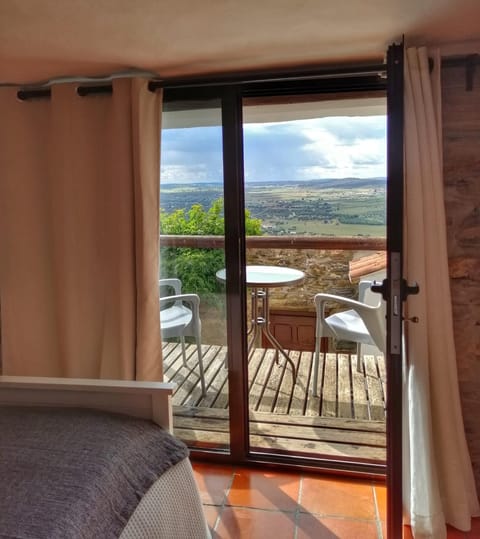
[242,94,387,462]
[160,99,229,452]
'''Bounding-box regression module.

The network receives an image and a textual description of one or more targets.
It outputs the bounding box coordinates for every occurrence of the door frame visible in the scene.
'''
[161,62,402,490]
[385,41,405,539]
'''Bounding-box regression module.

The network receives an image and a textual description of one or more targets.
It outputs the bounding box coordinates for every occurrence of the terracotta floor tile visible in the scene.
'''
[374,483,387,521]
[468,517,480,538]
[215,507,296,539]
[300,474,376,520]
[446,524,467,538]
[297,514,379,539]
[403,523,469,538]
[202,504,222,530]
[226,467,300,511]
[192,462,234,505]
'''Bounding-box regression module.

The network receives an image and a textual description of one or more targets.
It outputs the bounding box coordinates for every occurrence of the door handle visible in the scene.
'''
[401,280,419,300]
[370,279,419,302]
[371,279,388,301]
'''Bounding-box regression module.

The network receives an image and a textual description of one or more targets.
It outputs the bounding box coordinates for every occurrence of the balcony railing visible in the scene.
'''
[160,234,386,251]
[160,234,386,301]
[161,235,388,460]
[160,233,387,349]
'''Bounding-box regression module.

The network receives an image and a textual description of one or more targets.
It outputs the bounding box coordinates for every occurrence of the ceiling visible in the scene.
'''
[1,0,480,85]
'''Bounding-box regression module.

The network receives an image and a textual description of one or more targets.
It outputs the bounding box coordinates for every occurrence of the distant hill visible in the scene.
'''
[160,177,386,236]
[245,177,386,189]
[162,177,386,191]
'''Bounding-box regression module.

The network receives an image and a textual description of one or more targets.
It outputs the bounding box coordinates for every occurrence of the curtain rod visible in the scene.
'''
[0,69,157,88]
[17,84,114,101]
[3,63,385,93]
[443,53,479,91]
[13,53,479,99]
[430,53,479,91]
[148,62,387,91]
[441,53,480,68]
[14,62,387,100]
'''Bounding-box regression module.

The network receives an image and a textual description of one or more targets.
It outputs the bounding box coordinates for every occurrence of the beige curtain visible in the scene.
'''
[403,46,480,538]
[0,78,163,381]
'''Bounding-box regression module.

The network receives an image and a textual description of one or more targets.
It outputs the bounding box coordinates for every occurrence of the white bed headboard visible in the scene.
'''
[0,376,175,432]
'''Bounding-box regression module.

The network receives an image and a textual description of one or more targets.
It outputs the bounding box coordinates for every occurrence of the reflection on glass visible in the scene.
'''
[243,94,387,463]
[160,100,229,452]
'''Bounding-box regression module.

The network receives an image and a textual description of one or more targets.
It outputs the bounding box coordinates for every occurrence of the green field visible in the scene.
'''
[268,219,386,237]
[160,179,386,237]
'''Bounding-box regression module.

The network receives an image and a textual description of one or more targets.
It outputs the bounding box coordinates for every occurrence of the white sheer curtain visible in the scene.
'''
[403,46,480,538]
[0,78,163,381]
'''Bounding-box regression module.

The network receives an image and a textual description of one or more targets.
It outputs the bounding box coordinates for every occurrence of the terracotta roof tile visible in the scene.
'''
[349,251,387,282]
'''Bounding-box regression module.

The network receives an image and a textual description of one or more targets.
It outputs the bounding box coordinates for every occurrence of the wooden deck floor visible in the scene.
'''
[163,342,387,462]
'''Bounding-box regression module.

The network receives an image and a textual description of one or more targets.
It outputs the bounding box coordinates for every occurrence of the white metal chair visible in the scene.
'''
[312,280,386,396]
[159,278,206,397]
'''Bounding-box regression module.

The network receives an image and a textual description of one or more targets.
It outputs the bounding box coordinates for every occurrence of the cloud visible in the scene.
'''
[161,126,224,182]
[243,123,330,182]
[161,115,386,183]
[316,116,386,145]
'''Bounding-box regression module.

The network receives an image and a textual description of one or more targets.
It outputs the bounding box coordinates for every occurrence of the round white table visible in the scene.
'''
[216,265,305,380]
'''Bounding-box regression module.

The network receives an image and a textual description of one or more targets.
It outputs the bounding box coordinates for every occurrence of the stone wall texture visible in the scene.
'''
[201,249,357,345]
[246,248,356,312]
[442,65,480,489]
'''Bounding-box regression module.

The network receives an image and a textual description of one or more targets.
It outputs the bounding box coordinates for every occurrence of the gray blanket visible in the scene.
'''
[0,406,188,539]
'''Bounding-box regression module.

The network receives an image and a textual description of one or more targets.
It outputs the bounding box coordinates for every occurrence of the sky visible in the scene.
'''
[160,115,386,184]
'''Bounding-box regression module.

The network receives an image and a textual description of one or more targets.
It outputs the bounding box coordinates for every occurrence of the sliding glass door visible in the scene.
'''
[160,98,230,453]
[159,68,390,474]
[242,92,388,463]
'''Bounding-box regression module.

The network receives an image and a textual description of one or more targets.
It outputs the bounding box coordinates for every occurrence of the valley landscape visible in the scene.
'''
[160,178,386,237]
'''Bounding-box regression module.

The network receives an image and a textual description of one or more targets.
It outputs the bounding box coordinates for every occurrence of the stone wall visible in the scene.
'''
[442,65,480,488]
[246,248,356,312]
[200,249,357,346]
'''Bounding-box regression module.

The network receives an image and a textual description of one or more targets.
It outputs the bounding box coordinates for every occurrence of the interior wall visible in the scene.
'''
[442,62,480,490]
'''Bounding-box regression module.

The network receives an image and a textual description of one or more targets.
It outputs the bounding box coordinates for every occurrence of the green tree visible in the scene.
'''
[160,198,262,298]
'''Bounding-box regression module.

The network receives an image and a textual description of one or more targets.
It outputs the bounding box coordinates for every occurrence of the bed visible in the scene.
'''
[0,376,211,539]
